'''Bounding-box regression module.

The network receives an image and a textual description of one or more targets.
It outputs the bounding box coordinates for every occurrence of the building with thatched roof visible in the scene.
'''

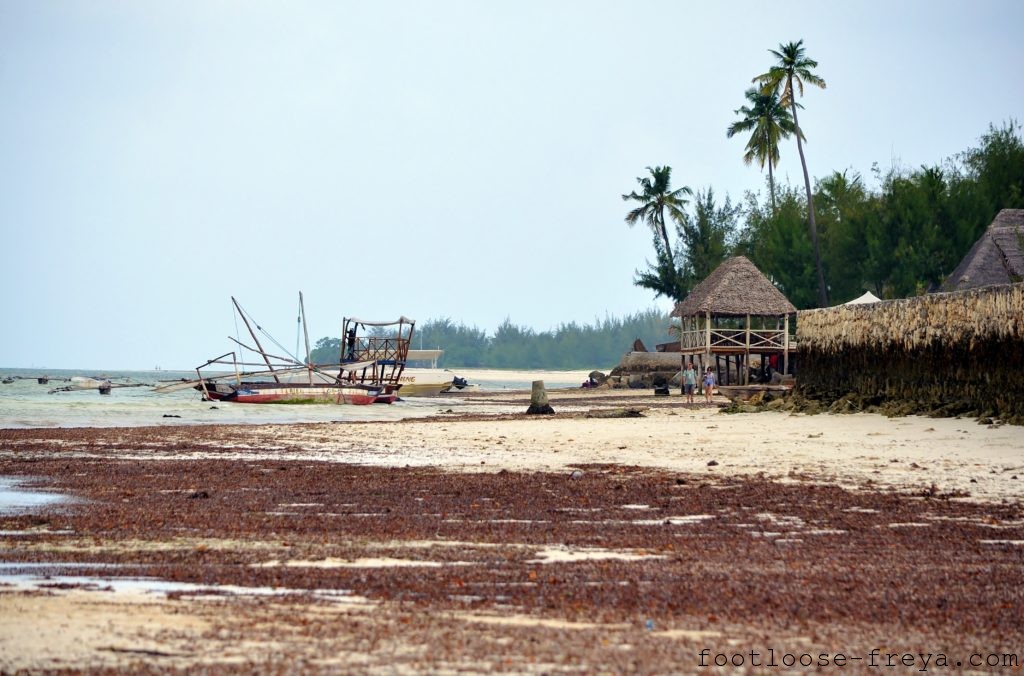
[671,256,797,385]
[942,209,1024,291]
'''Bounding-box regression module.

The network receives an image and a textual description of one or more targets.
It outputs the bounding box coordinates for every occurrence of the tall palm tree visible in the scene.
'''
[755,40,829,307]
[726,88,800,212]
[622,165,692,263]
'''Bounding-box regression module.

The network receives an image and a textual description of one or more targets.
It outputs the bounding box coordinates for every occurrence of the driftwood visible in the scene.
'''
[584,407,645,418]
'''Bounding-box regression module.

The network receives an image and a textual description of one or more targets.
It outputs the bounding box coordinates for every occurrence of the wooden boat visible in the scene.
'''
[200,381,381,405]
[170,294,417,406]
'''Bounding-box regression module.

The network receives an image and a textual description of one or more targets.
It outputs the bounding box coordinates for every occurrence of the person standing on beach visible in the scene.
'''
[682,361,698,405]
[702,366,717,404]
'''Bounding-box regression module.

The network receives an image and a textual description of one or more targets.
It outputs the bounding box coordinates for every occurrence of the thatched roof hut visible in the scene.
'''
[671,256,797,385]
[942,209,1024,292]
[672,256,796,318]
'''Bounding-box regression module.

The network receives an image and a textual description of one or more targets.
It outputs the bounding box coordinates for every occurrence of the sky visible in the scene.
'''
[1,1,1022,370]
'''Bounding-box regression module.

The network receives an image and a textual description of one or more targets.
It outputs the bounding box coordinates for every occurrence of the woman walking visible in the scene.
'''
[703,367,717,405]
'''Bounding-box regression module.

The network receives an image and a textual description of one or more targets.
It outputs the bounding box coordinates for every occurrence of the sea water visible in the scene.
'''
[0,367,588,429]
[0,367,452,428]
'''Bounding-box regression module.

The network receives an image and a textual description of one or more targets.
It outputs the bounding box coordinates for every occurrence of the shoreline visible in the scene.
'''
[4,388,1022,502]
[1,391,1022,671]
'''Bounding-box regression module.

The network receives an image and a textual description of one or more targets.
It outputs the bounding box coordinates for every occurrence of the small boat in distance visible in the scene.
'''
[393,368,471,397]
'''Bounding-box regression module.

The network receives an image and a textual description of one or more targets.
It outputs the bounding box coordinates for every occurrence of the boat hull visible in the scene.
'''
[198,382,381,405]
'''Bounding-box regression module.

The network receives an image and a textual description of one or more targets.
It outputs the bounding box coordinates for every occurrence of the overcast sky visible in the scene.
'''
[2,1,1022,370]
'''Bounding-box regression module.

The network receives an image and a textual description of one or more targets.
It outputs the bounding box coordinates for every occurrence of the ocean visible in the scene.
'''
[0,367,592,429]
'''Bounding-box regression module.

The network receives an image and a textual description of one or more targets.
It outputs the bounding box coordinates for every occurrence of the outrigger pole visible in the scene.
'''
[231,296,280,383]
[299,292,313,386]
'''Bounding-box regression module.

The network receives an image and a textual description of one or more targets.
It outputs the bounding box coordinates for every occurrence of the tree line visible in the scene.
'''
[309,40,1023,371]
[309,310,670,370]
[626,40,1024,309]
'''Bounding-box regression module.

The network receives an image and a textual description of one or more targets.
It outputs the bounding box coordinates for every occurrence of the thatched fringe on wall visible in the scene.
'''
[798,337,1024,421]
[797,283,1024,353]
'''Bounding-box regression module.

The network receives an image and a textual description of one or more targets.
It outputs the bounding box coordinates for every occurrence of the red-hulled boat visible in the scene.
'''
[199,381,382,405]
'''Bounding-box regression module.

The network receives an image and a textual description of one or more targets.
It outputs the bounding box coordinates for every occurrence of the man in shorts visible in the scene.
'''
[682,361,698,405]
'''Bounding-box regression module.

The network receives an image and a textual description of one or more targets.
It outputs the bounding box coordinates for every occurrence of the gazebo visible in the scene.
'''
[671,256,797,385]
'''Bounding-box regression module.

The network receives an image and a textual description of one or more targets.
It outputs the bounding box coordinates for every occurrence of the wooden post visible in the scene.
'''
[680,314,686,396]
[783,314,790,376]
[744,314,751,385]
[704,311,711,353]
[526,380,554,415]
[299,292,313,385]
[704,310,712,390]
[232,296,280,383]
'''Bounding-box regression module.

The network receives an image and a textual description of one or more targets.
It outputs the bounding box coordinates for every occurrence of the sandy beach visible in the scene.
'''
[1,386,1022,672]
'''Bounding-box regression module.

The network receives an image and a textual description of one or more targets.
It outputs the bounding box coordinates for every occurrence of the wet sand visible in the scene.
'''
[1,388,1022,672]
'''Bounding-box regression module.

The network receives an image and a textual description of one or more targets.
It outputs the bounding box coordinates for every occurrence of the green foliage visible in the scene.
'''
[623,165,693,294]
[412,318,489,367]
[308,336,341,365]
[633,234,687,302]
[726,87,799,208]
[814,170,869,303]
[311,310,671,370]
[632,187,739,302]
[736,186,819,308]
[754,40,827,107]
[961,120,1024,212]
[754,39,829,307]
[733,120,1024,305]
[676,188,740,289]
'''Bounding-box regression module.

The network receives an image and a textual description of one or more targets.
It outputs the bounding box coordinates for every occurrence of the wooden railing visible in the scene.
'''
[348,337,410,364]
[678,328,796,352]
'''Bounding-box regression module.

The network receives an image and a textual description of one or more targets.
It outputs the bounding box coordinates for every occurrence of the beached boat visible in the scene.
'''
[393,368,474,396]
[199,380,381,405]
[165,295,419,406]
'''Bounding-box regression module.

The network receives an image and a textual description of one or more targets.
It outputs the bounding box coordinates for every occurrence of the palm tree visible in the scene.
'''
[622,166,692,263]
[726,88,800,212]
[755,40,828,306]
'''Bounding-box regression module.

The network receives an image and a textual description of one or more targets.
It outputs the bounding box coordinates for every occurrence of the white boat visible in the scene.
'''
[280,367,471,397]
[395,368,475,396]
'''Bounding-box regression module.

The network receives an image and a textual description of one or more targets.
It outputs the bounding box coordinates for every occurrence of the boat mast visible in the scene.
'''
[231,296,280,383]
[299,291,313,385]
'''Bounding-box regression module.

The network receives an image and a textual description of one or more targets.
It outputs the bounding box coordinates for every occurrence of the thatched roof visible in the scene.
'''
[671,256,796,317]
[799,282,1024,353]
[942,209,1024,292]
